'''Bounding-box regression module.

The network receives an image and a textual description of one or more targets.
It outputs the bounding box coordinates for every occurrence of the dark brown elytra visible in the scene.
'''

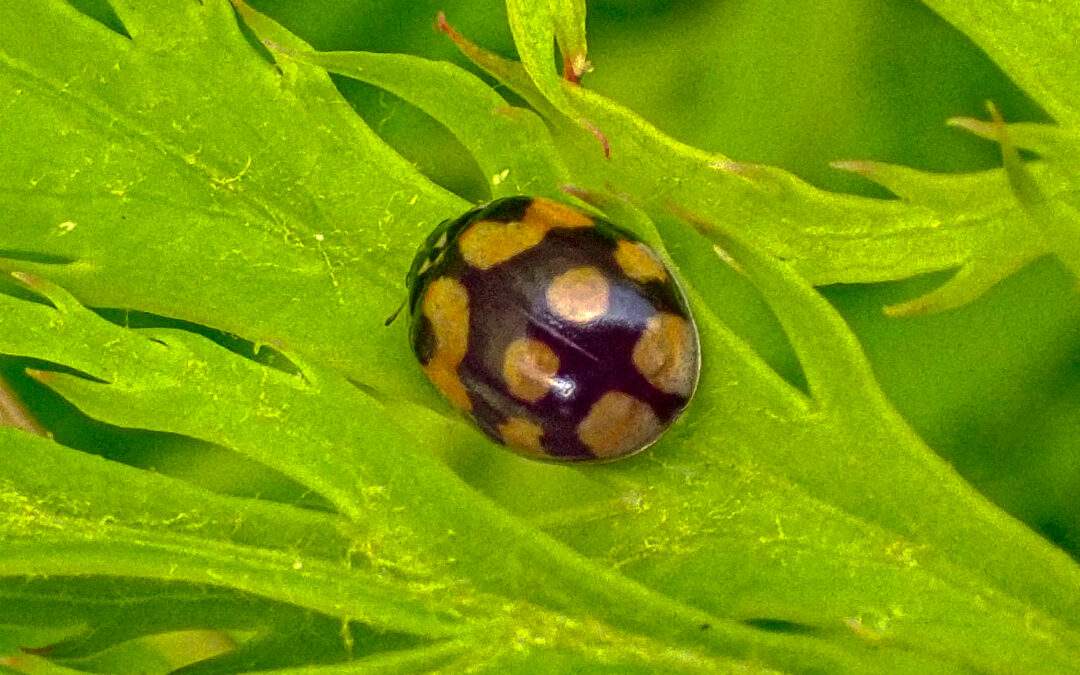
[407,196,699,462]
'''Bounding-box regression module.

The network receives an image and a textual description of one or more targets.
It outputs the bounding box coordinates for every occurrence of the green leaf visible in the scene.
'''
[45,630,239,674]
[549,0,589,83]
[0,623,87,657]
[4,255,1080,671]
[0,0,462,399]
[919,0,1080,129]
[478,2,1080,315]
[0,576,350,671]
[232,1,572,202]
[0,279,860,672]
[832,108,1080,314]
[951,114,1080,278]
[1,1,1079,672]
[830,158,1051,315]
[0,427,459,640]
[504,0,592,137]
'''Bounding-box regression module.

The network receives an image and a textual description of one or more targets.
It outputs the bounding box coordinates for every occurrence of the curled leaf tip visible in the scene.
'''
[985,100,1012,149]
[947,106,1015,149]
[562,55,581,84]
[882,301,919,318]
[986,101,1013,150]
[883,284,950,317]
[562,53,592,84]
[983,102,1045,209]
[880,261,1019,318]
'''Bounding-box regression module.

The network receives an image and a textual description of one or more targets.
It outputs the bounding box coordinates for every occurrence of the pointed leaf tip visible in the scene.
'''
[547,0,590,83]
[709,160,768,180]
[7,272,78,311]
[435,11,468,50]
[435,11,452,36]
[986,102,1047,210]
[947,116,997,140]
[582,118,611,158]
[23,368,53,384]
[829,160,876,175]
[9,270,37,285]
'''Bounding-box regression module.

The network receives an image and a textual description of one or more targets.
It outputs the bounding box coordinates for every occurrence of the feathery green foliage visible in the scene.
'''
[1,0,1077,672]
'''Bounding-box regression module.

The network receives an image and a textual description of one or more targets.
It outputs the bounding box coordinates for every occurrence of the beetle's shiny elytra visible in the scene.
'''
[406,196,700,462]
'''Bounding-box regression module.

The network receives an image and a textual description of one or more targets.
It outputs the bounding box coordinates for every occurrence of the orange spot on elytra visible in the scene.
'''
[614,240,667,283]
[458,219,549,270]
[523,198,594,229]
[503,337,560,403]
[421,277,472,411]
[632,313,697,397]
[498,416,546,456]
[577,392,660,459]
[458,199,593,270]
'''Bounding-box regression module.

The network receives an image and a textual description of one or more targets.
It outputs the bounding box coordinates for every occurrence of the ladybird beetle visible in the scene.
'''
[406,196,699,462]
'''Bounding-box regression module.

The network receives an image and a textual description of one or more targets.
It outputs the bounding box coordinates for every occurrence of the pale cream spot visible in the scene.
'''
[546,266,610,324]
[503,337,560,403]
[632,313,697,396]
[421,277,472,411]
[577,392,660,459]
[498,416,546,456]
[614,240,667,283]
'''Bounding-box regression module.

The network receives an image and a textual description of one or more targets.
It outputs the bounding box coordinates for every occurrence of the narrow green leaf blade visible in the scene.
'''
[0,429,461,639]
[0,283,876,673]
[487,4,1079,313]
[920,0,1080,127]
[0,0,461,397]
